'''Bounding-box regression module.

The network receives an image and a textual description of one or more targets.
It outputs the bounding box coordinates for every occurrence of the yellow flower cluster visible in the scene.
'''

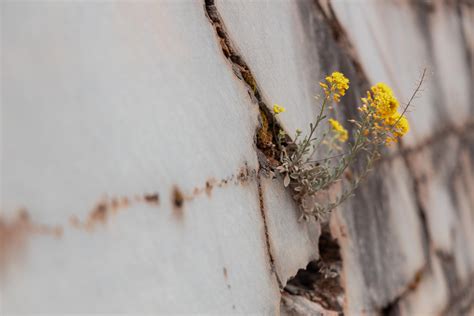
[319,72,350,102]
[360,82,409,144]
[329,118,348,142]
[273,104,286,114]
[384,113,410,143]
[363,83,399,118]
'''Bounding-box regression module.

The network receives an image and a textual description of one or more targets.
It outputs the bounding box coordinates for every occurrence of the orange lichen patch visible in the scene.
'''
[171,186,185,221]
[0,209,62,277]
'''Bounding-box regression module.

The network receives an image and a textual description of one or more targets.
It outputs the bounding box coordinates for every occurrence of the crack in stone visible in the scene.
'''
[256,172,284,289]
[203,0,284,289]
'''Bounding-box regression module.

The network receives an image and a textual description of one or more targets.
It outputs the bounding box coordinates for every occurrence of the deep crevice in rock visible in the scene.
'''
[204,0,285,165]
[203,0,284,289]
[282,225,344,314]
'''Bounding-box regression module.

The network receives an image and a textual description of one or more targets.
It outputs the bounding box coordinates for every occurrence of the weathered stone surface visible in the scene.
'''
[214,0,328,138]
[397,253,449,316]
[262,177,321,284]
[1,0,473,314]
[331,0,473,145]
[331,157,426,314]
[0,1,308,314]
[329,0,474,314]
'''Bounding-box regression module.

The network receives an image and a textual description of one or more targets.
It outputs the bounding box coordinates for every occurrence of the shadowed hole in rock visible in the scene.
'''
[281,225,344,314]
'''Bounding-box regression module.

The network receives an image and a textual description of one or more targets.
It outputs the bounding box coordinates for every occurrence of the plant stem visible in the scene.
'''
[294,95,330,162]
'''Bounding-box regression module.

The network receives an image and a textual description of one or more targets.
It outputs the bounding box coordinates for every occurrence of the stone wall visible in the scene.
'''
[1,0,473,314]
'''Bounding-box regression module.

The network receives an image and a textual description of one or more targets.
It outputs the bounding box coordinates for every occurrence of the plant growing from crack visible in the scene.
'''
[274,70,425,221]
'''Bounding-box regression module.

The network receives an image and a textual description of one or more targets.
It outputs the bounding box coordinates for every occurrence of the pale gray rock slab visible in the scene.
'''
[261,176,321,284]
[0,1,288,314]
[214,0,328,139]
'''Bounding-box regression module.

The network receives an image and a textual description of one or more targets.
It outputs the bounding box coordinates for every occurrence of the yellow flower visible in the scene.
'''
[320,72,350,102]
[273,104,286,114]
[387,113,409,136]
[384,112,410,144]
[369,83,399,118]
[329,118,348,142]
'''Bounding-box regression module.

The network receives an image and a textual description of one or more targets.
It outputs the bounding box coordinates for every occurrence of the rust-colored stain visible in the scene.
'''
[237,163,256,185]
[237,166,249,183]
[69,215,81,228]
[12,164,260,236]
[205,179,215,197]
[121,196,130,208]
[144,193,160,205]
[223,267,232,289]
[0,209,62,276]
[90,202,108,224]
[407,268,424,291]
[71,196,131,231]
[172,186,185,220]
[184,167,257,202]
[110,197,120,212]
